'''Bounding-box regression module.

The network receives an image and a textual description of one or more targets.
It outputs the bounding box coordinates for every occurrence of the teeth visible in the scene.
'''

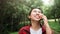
[35,16,39,18]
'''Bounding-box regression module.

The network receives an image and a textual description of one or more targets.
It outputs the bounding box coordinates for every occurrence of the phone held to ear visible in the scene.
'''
[40,18,44,26]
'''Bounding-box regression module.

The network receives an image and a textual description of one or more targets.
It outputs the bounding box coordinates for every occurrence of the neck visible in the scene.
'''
[31,20,41,31]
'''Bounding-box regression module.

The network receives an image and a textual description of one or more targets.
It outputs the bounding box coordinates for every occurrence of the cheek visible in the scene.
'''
[31,13,36,17]
[30,14,35,20]
[31,12,36,15]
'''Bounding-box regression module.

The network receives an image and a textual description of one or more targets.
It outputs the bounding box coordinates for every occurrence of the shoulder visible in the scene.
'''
[18,26,30,34]
[20,26,30,31]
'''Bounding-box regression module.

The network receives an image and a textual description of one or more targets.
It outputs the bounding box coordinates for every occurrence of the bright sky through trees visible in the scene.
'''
[42,0,54,6]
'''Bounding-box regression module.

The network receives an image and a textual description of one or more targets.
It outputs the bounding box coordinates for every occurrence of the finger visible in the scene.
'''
[39,13,43,18]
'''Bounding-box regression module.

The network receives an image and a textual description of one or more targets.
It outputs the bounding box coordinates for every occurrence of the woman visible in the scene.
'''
[19,8,52,34]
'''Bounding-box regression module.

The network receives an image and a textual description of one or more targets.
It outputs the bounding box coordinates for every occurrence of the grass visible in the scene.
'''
[48,21,60,34]
[10,32,18,34]
[10,21,60,34]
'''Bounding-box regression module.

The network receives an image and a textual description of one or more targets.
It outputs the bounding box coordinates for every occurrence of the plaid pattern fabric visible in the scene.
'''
[19,26,46,34]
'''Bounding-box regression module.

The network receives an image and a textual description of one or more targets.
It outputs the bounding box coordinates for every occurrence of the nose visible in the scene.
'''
[36,12,40,15]
[36,12,42,16]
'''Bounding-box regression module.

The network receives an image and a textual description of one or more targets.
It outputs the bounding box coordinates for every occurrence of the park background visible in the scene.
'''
[0,0,60,34]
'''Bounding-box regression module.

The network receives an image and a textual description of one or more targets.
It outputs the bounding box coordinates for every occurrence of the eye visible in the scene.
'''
[33,10,37,12]
[38,11,41,13]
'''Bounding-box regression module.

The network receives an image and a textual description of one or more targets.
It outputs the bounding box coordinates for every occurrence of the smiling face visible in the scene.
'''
[28,8,43,21]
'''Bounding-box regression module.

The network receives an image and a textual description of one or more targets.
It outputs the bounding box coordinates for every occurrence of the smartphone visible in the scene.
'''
[40,19,44,26]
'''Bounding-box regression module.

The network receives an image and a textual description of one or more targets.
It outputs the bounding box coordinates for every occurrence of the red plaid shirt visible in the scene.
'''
[19,26,46,34]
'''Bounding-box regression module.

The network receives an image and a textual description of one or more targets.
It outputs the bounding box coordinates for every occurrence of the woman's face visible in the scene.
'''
[29,8,43,21]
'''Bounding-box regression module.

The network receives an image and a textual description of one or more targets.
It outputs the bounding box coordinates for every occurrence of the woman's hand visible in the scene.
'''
[39,13,48,25]
[39,13,52,34]
[42,14,48,26]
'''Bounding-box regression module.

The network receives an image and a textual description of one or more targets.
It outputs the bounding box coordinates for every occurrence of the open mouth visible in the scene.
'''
[35,15,40,19]
[34,15,42,19]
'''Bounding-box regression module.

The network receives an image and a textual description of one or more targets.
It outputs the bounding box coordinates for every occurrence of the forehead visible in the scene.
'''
[32,8,41,12]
